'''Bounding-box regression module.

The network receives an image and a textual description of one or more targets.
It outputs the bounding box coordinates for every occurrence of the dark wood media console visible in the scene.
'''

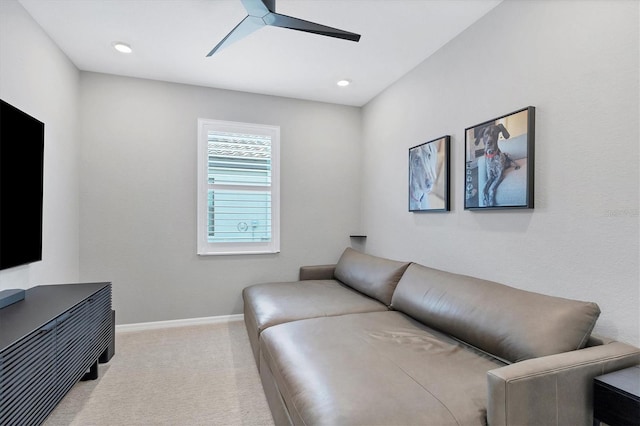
[0,282,114,425]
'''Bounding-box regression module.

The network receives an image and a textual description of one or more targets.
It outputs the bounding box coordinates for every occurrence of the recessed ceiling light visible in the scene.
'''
[113,42,132,54]
[337,79,351,87]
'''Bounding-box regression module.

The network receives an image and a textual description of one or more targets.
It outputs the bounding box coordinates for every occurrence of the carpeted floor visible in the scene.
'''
[44,320,274,426]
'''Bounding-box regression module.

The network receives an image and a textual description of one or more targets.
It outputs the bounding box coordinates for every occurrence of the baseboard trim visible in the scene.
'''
[116,314,245,333]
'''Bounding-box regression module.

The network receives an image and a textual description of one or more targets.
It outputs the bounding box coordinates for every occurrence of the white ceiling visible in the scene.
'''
[19,0,502,106]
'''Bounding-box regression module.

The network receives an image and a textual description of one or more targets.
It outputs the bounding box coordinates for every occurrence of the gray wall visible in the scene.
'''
[79,73,361,324]
[0,0,80,290]
[361,0,639,346]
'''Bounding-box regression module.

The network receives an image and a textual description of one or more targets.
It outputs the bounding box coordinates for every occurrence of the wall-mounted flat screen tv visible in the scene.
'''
[0,99,44,270]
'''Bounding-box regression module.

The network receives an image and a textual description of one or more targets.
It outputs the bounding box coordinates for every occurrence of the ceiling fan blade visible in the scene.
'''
[264,12,361,42]
[207,15,265,57]
[240,0,272,16]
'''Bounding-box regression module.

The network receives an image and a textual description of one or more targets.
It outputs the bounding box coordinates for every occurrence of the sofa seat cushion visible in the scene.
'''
[392,263,601,363]
[260,311,505,426]
[243,280,388,361]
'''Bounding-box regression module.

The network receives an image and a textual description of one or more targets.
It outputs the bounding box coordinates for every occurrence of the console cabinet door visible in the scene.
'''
[0,320,56,425]
[87,286,112,362]
[54,300,90,401]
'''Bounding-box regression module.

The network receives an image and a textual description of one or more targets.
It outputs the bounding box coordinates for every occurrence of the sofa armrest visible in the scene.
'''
[299,264,336,281]
[487,341,640,426]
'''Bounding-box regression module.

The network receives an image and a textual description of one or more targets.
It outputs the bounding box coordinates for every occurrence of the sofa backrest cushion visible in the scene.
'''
[334,248,410,306]
[391,263,601,363]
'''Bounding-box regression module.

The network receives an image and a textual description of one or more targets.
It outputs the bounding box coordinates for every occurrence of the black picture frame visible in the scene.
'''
[409,135,450,212]
[464,106,535,210]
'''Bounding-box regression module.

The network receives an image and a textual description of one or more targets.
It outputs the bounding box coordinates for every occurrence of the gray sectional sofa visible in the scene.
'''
[243,248,640,425]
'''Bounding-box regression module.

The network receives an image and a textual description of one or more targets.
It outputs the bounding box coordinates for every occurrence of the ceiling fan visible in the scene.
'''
[207,0,361,57]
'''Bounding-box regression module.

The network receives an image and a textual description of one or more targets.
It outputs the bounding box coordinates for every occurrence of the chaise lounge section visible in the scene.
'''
[243,248,640,425]
[242,248,409,364]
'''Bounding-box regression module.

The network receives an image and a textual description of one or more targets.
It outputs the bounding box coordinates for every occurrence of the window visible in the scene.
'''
[197,119,280,255]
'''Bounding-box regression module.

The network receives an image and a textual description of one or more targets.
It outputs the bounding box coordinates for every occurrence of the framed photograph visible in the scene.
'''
[409,136,450,212]
[464,106,535,210]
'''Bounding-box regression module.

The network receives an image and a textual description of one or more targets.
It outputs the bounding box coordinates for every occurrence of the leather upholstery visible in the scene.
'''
[334,247,410,306]
[243,280,387,363]
[244,250,639,425]
[487,341,640,425]
[260,311,505,425]
[391,263,601,362]
[298,264,335,281]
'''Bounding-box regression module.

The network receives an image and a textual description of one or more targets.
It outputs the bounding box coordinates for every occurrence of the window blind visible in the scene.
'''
[207,131,272,243]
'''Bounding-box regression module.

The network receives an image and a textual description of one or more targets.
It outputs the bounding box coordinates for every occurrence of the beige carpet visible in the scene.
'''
[44,320,274,426]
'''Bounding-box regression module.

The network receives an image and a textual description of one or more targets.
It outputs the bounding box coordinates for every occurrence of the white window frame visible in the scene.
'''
[197,118,280,255]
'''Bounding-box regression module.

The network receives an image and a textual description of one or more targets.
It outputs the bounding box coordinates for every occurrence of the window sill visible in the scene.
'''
[197,249,280,256]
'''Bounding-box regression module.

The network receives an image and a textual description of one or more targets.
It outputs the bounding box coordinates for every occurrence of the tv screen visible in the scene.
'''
[0,99,44,270]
